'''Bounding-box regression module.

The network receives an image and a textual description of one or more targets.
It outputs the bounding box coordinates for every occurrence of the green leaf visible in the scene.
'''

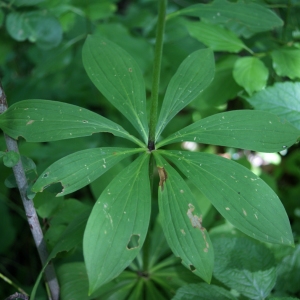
[148,216,171,269]
[161,150,294,246]
[157,110,299,152]
[3,151,20,167]
[276,245,300,294]
[33,192,62,218]
[30,209,91,300]
[212,235,276,299]
[176,0,283,38]
[245,82,300,130]
[269,298,300,300]
[83,153,151,293]
[91,271,137,299]
[193,55,240,107]
[173,283,237,300]
[186,21,246,53]
[6,11,62,49]
[233,57,269,95]
[13,0,45,6]
[86,2,117,21]
[82,35,149,143]
[155,48,214,141]
[0,100,144,147]
[57,262,89,300]
[0,9,4,27]
[32,147,143,197]
[153,153,214,283]
[50,209,91,259]
[271,48,300,79]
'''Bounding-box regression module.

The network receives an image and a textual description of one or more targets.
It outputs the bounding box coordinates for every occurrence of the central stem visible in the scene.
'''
[144,0,167,273]
[148,0,167,150]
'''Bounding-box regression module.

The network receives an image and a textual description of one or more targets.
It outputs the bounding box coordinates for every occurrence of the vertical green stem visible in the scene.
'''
[148,0,167,150]
[144,0,167,273]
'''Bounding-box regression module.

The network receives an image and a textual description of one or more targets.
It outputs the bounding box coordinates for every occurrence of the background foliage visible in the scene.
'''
[0,0,300,299]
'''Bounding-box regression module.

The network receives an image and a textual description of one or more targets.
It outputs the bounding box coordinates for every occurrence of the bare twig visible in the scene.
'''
[5,292,29,300]
[0,82,60,300]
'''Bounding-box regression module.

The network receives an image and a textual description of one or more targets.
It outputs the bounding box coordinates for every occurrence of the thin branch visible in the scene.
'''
[5,292,29,300]
[0,82,60,300]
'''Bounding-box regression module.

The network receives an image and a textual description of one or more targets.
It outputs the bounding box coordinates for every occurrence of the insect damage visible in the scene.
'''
[158,167,167,191]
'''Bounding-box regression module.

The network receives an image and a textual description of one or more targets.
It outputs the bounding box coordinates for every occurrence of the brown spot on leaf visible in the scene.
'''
[26,120,35,125]
[158,167,167,191]
[187,204,209,250]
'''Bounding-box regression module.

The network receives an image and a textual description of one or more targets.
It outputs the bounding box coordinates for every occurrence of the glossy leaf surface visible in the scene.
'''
[271,48,300,80]
[161,150,294,246]
[177,0,283,38]
[245,82,300,130]
[0,100,143,146]
[186,21,246,53]
[32,148,143,196]
[233,57,269,95]
[157,110,299,152]
[154,153,214,283]
[156,48,214,140]
[82,35,149,143]
[212,235,277,299]
[83,153,151,293]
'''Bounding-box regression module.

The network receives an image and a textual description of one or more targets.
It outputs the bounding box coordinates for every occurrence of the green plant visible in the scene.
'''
[1,0,300,299]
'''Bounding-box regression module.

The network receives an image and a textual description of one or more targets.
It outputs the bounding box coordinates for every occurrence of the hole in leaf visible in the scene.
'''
[189,265,196,272]
[127,234,140,250]
[43,182,64,194]
[42,172,49,178]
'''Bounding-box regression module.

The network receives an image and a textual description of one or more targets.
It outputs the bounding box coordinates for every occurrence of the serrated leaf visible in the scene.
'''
[155,49,214,141]
[161,150,294,246]
[186,21,246,53]
[82,35,148,143]
[3,151,20,167]
[212,235,276,299]
[83,153,151,293]
[271,48,300,80]
[153,153,214,283]
[0,100,144,147]
[177,0,283,38]
[173,283,237,300]
[245,82,300,130]
[233,57,269,95]
[276,245,300,294]
[157,110,299,152]
[32,147,143,197]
